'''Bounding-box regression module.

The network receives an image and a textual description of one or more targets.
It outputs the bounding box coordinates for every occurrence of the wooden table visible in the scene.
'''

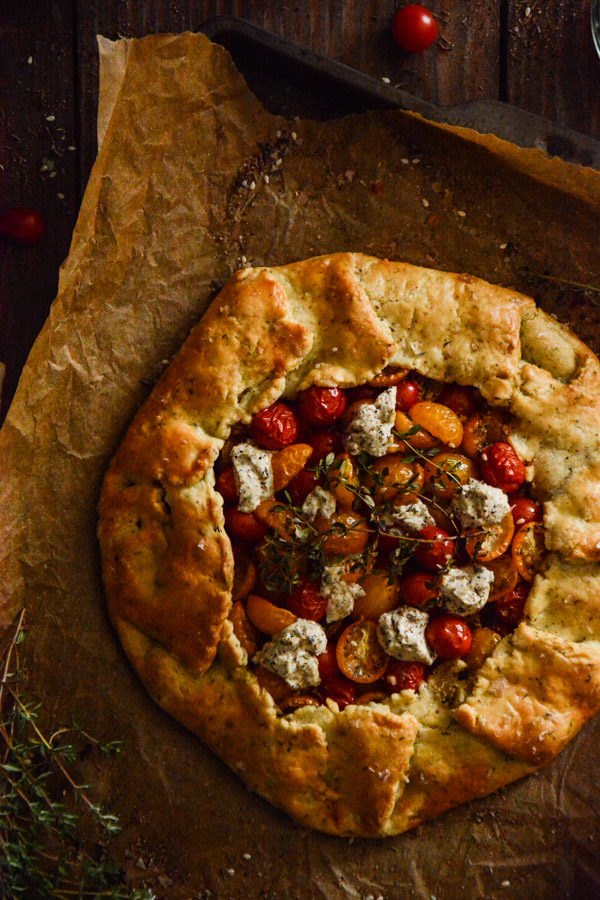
[1,0,599,418]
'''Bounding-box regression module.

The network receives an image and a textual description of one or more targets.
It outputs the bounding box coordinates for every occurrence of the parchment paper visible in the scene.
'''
[1,32,600,899]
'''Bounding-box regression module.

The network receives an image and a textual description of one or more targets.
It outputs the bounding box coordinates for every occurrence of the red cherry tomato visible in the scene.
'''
[377,532,401,554]
[250,401,300,450]
[510,497,542,527]
[287,580,328,622]
[495,580,529,630]
[383,660,427,693]
[437,384,478,419]
[215,467,238,504]
[414,525,456,571]
[320,675,357,709]
[480,442,526,493]
[395,380,421,412]
[308,430,343,465]
[299,386,347,427]
[0,207,45,245]
[392,4,438,52]
[317,643,341,681]
[425,614,472,659]
[286,467,319,505]
[224,508,268,542]
[346,384,378,405]
[399,571,439,608]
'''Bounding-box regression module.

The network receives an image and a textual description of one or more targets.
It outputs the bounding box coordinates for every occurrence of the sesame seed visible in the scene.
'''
[227,868,235,876]
[264,175,270,183]
[249,181,256,190]
[500,242,508,249]
[46,114,56,122]
[401,158,409,165]
[243,852,252,860]
[27,56,33,64]
[68,145,76,151]
[381,76,391,84]
[291,131,297,140]
[57,192,65,200]
[501,881,511,888]
[457,210,466,217]
[412,158,421,164]
[422,198,430,208]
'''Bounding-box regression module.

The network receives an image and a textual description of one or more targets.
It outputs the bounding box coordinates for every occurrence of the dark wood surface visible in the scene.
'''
[1,0,599,418]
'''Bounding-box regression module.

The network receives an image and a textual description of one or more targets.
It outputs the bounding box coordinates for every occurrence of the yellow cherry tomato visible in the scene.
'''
[245,594,297,635]
[512,522,545,581]
[408,401,464,449]
[465,511,515,563]
[336,620,390,683]
[423,452,476,500]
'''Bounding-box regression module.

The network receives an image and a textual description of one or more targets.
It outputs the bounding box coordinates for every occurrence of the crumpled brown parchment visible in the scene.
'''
[1,31,600,900]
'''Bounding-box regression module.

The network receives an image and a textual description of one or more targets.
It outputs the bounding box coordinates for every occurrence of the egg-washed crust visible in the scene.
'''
[98,253,600,836]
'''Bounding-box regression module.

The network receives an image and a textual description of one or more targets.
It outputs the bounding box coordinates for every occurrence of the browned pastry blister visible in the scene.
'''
[98,252,600,836]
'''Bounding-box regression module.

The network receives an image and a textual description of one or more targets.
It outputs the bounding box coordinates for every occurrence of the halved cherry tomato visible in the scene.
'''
[0,207,45,245]
[215,467,238,503]
[232,556,257,601]
[250,401,299,450]
[409,401,463,449]
[287,580,327,622]
[254,666,292,703]
[319,510,370,556]
[352,573,399,620]
[464,511,515,563]
[395,380,421,411]
[437,384,478,419]
[484,554,518,602]
[336,620,390,683]
[308,430,343,464]
[512,522,545,581]
[279,694,321,713]
[461,410,507,459]
[254,498,295,538]
[320,676,358,709]
[393,410,438,450]
[480,442,526,493]
[425,614,472,659]
[510,497,543,527]
[224,508,268,541]
[317,643,341,681]
[383,660,427,692]
[423,452,476,501]
[399,571,439,608]
[367,455,424,502]
[298,385,347,426]
[464,627,501,670]
[286,468,319,505]
[414,525,456,570]
[494,581,529,630]
[272,443,312,490]
[392,4,438,52]
[229,600,260,656]
[246,594,297,635]
[369,367,409,388]
[358,690,389,704]
[328,453,359,507]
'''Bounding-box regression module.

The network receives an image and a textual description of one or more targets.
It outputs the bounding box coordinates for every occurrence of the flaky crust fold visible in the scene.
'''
[98,253,600,835]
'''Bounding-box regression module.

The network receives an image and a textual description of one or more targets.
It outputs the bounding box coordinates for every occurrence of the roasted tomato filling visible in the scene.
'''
[216,371,544,712]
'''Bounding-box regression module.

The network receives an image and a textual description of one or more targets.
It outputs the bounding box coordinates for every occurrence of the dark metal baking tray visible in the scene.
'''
[201,16,600,170]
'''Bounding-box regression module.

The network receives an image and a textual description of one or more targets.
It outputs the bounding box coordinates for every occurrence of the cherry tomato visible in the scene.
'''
[250,401,299,450]
[484,555,518,602]
[464,511,515,563]
[425,614,472,659]
[0,207,45,245]
[353,573,399,619]
[272,443,312,491]
[298,385,347,427]
[511,522,545,581]
[369,367,409,388]
[317,643,341,681]
[246,594,297,635]
[229,600,259,656]
[319,510,370,556]
[231,555,257,601]
[320,676,357,710]
[409,401,463,449]
[392,5,438,52]
[461,410,507,459]
[224,508,268,541]
[464,627,501,670]
[286,468,319,505]
[383,660,427,693]
[308,430,343,465]
[279,694,321,713]
[414,525,456,570]
[215,467,238,503]
[368,455,424,502]
[377,531,401,554]
[510,497,543,527]
[437,384,478,419]
[494,581,529,630]
[480,442,526,493]
[399,571,439,608]
[346,384,378,405]
[336,620,390,683]
[395,380,421,412]
[423,452,476,501]
[287,580,327,622]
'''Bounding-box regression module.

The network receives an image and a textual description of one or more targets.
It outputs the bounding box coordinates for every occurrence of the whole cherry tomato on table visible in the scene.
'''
[0,207,45,245]
[414,525,456,571]
[250,401,299,450]
[299,386,347,427]
[392,4,438,52]
[426,614,472,659]
[480,442,526,493]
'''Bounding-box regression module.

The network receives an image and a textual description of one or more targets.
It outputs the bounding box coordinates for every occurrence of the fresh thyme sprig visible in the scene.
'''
[0,611,155,900]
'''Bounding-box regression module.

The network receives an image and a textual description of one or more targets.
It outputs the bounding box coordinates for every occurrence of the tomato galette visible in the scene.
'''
[98,253,600,836]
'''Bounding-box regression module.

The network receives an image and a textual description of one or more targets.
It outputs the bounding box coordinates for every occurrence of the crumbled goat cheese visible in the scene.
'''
[374,498,435,534]
[343,386,397,457]
[377,606,436,665]
[301,487,336,522]
[231,442,273,512]
[439,565,494,616]
[320,563,366,623]
[452,478,511,528]
[253,619,327,689]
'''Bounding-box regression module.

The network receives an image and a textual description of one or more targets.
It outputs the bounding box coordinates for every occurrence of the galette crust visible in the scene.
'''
[98,253,600,836]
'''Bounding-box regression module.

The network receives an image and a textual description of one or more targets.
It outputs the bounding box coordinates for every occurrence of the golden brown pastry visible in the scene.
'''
[98,253,600,836]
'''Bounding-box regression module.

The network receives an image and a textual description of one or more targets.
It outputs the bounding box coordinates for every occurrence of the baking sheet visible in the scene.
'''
[1,31,600,899]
